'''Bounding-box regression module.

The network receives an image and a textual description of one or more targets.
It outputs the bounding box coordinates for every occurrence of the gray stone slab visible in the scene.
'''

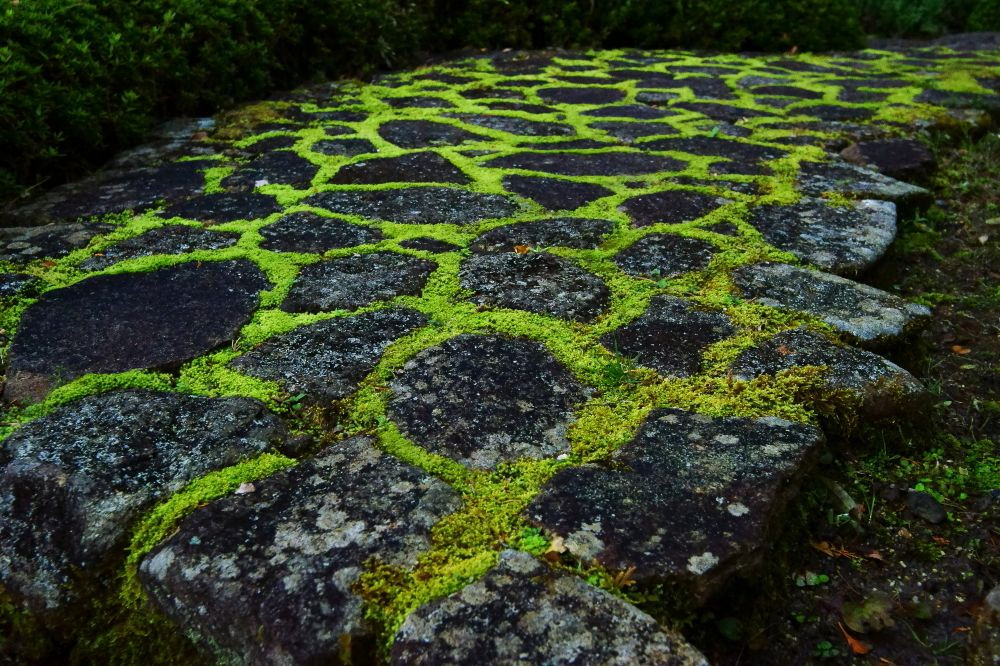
[528,408,823,600]
[731,262,931,345]
[795,159,930,205]
[746,198,897,275]
[460,252,610,322]
[388,334,590,469]
[80,225,240,271]
[731,327,926,419]
[602,296,735,377]
[305,187,520,225]
[614,233,718,278]
[1,390,287,612]
[139,436,460,665]
[4,260,268,404]
[281,252,435,313]
[391,550,709,666]
[231,308,426,402]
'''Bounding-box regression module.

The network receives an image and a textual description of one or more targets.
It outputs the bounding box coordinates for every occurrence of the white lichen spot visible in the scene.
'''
[686,551,719,575]
[727,502,750,517]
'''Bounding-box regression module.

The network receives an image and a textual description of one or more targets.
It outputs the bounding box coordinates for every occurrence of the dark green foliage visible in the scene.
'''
[855,0,999,37]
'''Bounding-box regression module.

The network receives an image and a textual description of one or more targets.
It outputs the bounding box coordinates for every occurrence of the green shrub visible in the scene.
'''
[0,0,873,203]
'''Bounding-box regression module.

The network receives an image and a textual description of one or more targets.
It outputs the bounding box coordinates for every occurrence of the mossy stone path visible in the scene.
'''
[2,39,1000,664]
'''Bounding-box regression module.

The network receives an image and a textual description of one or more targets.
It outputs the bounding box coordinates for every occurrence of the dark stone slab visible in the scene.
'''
[840,139,935,181]
[746,198,897,275]
[282,252,433,313]
[391,550,708,666]
[751,85,824,98]
[796,160,930,204]
[1,390,286,612]
[470,218,612,253]
[590,121,679,142]
[680,77,738,100]
[502,175,613,211]
[635,90,681,104]
[4,162,210,225]
[799,105,875,122]
[644,136,785,175]
[81,225,241,271]
[460,87,526,100]
[602,296,735,377]
[384,95,454,109]
[305,187,519,225]
[399,237,462,253]
[620,190,731,228]
[485,101,558,114]
[731,262,931,344]
[259,212,383,254]
[221,151,319,190]
[160,193,283,223]
[581,104,677,119]
[139,436,460,665]
[460,252,610,322]
[448,114,576,137]
[0,222,113,265]
[309,138,378,157]
[528,408,823,600]
[671,102,775,123]
[388,334,589,469]
[515,139,613,151]
[231,309,426,402]
[4,260,268,404]
[915,89,1000,115]
[485,151,686,176]
[240,135,298,155]
[731,327,926,419]
[537,87,627,105]
[329,152,470,185]
[614,233,718,278]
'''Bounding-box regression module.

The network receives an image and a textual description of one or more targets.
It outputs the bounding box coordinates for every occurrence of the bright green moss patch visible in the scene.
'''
[121,452,297,606]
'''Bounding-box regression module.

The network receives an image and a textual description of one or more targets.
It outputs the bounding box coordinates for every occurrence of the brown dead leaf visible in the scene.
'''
[41,260,56,268]
[932,535,950,545]
[897,527,912,539]
[951,345,972,355]
[811,540,860,559]
[543,535,567,562]
[777,344,792,356]
[514,245,531,254]
[838,622,873,655]
[865,550,885,561]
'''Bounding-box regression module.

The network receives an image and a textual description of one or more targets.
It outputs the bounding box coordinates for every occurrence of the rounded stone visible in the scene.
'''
[614,233,718,278]
[388,334,590,469]
[304,187,519,225]
[259,211,383,254]
[460,252,610,322]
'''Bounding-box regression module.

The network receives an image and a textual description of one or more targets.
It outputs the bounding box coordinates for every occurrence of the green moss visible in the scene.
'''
[121,452,296,606]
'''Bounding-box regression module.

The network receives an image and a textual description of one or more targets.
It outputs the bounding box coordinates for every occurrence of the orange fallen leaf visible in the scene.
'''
[953,626,971,633]
[811,540,860,559]
[838,621,872,655]
[951,345,972,355]
[41,260,56,268]
[777,344,792,356]
[514,245,531,254]
[879,659,898,665]
[932,535,950,545]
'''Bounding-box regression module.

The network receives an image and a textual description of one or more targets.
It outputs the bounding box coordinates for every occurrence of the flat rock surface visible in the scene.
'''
[1,41,994,664]
[392,549,709,665]
[731,327,926,418]
[0,390,287,611]
[602,296,735,376]
[388,334,590,469]
[4,260,268,403]
[460,252,610,322]
[140,436,460,665]
[746,198,897,275]
[731,262,931,344]
[231,308,426,402]
[281,252,435,312]
[528,408,823,599]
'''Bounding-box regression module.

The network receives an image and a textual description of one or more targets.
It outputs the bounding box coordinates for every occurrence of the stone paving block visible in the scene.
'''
[614,233,718,278]
[4,260,268,403]
[281,251,435,312]
[731,262,931,345]
[388,334,590,469]
[305,187,519,225]
[259,211,384,253]
[460,252,610,322]
[528,408,823,600]
[80,225,240,271]
[392,550,709,666]
[746,198,897,275]
[140,436,460,665]
[602,296,735,377]
[470,217,613,253]
[1,390,287,612]
[231,308,426,403]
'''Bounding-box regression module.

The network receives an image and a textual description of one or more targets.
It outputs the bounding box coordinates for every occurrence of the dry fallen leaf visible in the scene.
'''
[811,540,861,559]
[865,550,885,561]
[932,535,950,545]
[838,622,873,655]
[952,345,972,355]
[514,245,531,254]
[234,482,256,495]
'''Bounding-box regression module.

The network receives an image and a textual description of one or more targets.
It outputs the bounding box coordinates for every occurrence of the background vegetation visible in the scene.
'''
[1,0,998,205]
